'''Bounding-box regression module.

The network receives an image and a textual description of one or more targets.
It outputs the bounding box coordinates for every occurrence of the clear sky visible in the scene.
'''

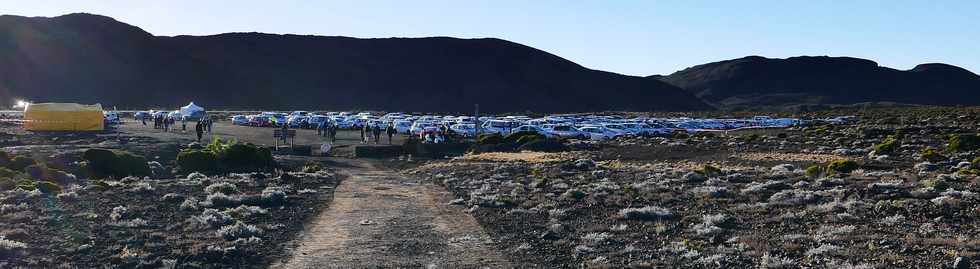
[2,0,977,76]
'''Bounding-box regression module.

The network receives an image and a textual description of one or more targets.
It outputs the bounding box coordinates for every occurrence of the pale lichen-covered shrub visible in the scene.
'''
[619,206,673,221]
[217,221,262,240]
[194,208,234,228]
[760,252,796,269]
[204,182,238,195]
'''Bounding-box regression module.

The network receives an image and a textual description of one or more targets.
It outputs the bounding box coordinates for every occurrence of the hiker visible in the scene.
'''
[163,117,169,132]
[195,120,204,142]
[361,124,369,144]
[386,123,396,145]
[280,123,289,144]
[181,118,187,131]
[329,125,338,143]
[372,125,382,144]
[141,116,147,127]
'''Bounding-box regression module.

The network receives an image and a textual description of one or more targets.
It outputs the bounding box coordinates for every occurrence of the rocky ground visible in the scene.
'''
[0,123,342,268]
[408,108,980,268]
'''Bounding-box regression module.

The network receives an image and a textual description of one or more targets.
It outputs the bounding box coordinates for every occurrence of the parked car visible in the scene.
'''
[578,126,623,141]
[104,111,120,124]
[511,125,557,138]
[133,111,150,121]
[231,115,249,125]
[307,115,333,128]
[410,121,441,134]
[481,120,518,135]
[546,125,588,139]
[249,115,273,127]
[450,123,477,137]
[393,120,414,134]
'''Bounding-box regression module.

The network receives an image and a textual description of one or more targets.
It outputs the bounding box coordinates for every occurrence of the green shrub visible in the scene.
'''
[302,162,323,173]
[0,178,14,191]
[672,131,690,139]
[517,139,567,152]
[920,147,946,162]
[743,134,761,142]
[805,165,823,178]
[826,160,860,175]
[873,136,900,155]
[0,150,10,168]
[503,131,544,145]
[7,156,36,172]
[948,134,980,152]
[82,149,150,179]
[35,181,61,193]
[972,156,980,169]
[698,165,723,177]
[477,134,503,145]
[176,150,218,174]
[16,179,36,191]
[921,178,949,191]
[219,143,274,171]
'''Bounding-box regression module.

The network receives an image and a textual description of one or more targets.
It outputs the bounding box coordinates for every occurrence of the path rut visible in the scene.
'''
[273,160,512,269]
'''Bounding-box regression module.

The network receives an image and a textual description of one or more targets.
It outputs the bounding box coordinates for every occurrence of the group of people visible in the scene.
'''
[316,120,340,143]
[361,123,396,144]
[143,115,213,141]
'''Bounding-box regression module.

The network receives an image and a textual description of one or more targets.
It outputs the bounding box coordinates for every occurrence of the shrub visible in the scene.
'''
[873,135,900,155]
[805,165,823,179]
[743,134,761,142]
[35,181,61,193]
[920,147,946,162]
[176,150,218,174]
[517,139,567,152]
[82,149,150,179]
[16,179,36,191]
[619,206,673,221]
[698,165,723,177]
[302,162,323,173]
[7,156,36,172]
[477,134,502,145]
[0,178,14,191]
[503,131,544,145]
[218,143,274,172]
[948,134,980,152]
[826,160,859,175]
[972,156,980,169]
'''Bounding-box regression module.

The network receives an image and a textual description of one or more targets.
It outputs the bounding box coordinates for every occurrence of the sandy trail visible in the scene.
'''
[273,159,511,269]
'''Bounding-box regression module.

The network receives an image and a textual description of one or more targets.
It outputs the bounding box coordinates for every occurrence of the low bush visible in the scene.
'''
[503,131,544,145]
[517,139,567,152]
[920,147,946,162]
[35,181,61,193]
[698,165,723,177]
[7,156,36,172]
[948,134,980,152]
[177,150,218,174]
[82,149,150,179]
[177,139,274,174]
[477,134,503,145]
[16,179,36,191]
[805,165,823,179]
[873,135,900,155]
[826,160,860,175]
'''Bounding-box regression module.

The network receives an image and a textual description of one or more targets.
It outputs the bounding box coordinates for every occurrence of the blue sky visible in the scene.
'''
[3,0,977,76]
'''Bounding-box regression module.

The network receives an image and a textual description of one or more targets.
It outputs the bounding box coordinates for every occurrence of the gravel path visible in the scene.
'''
[272,159,512,269]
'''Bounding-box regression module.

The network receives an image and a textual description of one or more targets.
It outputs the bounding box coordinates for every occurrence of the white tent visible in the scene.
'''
[179,102,206,120]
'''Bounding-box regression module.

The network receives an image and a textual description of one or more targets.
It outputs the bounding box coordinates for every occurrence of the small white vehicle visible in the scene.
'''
[577,126,623,141]
[410,121,441,134]
[393,119,414,134]
[450,123,477,137]
[511,125,557,138]
[547,125,588,139]
[103,111,121,124]
[481,120,518,135]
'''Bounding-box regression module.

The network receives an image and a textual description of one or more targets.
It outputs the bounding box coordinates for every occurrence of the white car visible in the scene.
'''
[410,121,441,134]
[103,111,120,124]
[547,125,588,139]
[578,126,623,141]
[511,125,557,138]
[393,120,414,134]
[481,120,518,135]
[450,123,477,137]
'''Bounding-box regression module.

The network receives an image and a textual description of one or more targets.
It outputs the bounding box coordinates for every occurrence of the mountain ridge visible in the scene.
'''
[0,13,710,112]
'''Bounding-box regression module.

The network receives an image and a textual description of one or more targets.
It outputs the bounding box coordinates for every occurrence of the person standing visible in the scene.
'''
[386,123,396,145]
[207,117,213,133]
[195,120,204,142]
[372,125,382,144]
[361,124,369,144]
[330,125,338,143]
[182,117,187,132]
[281,122,289,144]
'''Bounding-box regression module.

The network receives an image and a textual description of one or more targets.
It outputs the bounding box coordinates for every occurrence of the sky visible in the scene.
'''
[2,0,977,76]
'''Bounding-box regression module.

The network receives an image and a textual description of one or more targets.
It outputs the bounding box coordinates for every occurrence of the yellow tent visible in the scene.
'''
[23,103,105,131]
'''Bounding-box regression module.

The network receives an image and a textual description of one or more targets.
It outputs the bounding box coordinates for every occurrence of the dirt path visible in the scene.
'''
[272,159,512,269]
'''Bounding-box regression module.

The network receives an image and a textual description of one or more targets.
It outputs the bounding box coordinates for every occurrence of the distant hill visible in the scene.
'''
[0,13,710,113]
[656,56,980,109]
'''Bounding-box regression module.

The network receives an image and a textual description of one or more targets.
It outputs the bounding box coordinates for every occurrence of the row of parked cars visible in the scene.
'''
[225,111,845,141]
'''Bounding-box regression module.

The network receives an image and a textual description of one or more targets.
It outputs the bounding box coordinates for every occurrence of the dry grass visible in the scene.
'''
[734,152,851,163]
[457,151,569,163]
